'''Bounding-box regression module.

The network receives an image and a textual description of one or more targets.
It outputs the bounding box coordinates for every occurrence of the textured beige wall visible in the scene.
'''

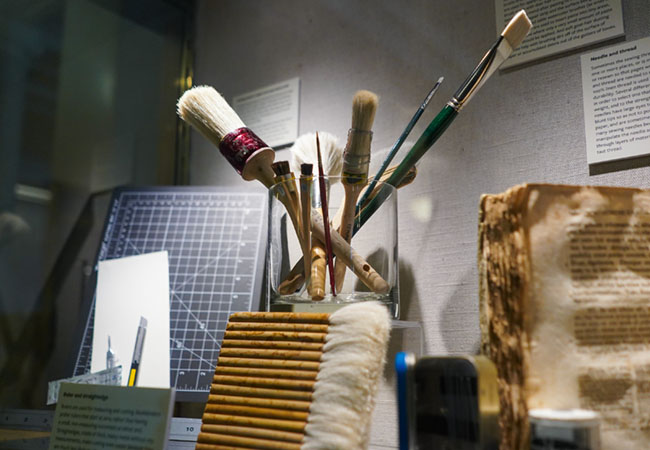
[190,1,650,447]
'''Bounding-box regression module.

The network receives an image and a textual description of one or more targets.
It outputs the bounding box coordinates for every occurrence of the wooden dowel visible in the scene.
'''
[214,366,318,381]
[204,403,309,421]
[210,384,312,401]
[200,424,304,443]
[201,413,307,433]
[223,330,327,342]
[311,210,390,294]
[218,348,323,361]
[216,357,319,371]
[195,443,248,450]
[214,366,318,380]
[207,394,311,412]
[198,431,302,450]
[229,312,330,323]
[212,375,315,391]
[226,322,329,333]
[221,339,324,352]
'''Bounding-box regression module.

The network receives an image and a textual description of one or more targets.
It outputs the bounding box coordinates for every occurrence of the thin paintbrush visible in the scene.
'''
[272,160,303,244]
[335,90,378,292]
[356,9,532,233]
[356,77,443,213]
[299,163,313,285]
[316,133,336,297]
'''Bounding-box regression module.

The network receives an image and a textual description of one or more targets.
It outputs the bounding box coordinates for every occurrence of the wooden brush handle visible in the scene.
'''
[216,357,320,371]
[226,322,328,332]
[229,311,330,322]
[204,403,309,421]
[334,183,363,292]
[240,147,276,188]
[221,339,324,351]
[210,383,313,400]
[201,424,304,443]
[197,431,302,450]
[311,210,389,294]
[278,268,305,295]
[218,348,323,362]
[214,366,318,380]
[202,413,306,433]
[309,238,327,300]
[273,178,306,253]
[207,394,311,411]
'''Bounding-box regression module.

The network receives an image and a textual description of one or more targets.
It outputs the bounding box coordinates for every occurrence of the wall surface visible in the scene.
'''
[190,1,650,447]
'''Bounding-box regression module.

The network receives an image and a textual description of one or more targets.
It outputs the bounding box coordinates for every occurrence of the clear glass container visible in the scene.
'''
[266,175,399,318]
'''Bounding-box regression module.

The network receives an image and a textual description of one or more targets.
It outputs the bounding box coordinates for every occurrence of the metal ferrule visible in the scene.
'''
[343,128,373,184]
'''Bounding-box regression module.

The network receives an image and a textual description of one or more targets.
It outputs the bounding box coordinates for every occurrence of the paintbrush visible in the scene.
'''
[299,164,313,283]
[356,77,443,213]
[177,86,276,188]
[334,90,378,292]
[357,9,532,232]
[278,163,416,296]
[196,301,390,449]
[287,132,343,299]
[271,160,304,249]
[316,133,337,297]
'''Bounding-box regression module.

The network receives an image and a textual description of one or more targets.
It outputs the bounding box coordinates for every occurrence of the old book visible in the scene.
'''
[478,183,650,450]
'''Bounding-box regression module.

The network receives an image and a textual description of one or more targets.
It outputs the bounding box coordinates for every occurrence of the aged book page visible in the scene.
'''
[480,184,650,450]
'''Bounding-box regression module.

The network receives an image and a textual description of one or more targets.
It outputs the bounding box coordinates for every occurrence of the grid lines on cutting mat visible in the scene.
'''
[73,189,267,397]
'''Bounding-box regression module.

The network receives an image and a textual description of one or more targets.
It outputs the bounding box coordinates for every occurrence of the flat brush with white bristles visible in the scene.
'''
[196,301,391,450]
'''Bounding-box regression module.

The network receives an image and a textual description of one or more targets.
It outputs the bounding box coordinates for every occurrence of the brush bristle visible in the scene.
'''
[271,160,291,177]
[502,10,532,50]
[301,163,313,176]
[177,86,245,146]
[351,90,379,132]
[302,302,390,449]
[290,132,343,180]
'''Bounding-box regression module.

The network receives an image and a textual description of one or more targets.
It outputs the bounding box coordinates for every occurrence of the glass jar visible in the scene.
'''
[266,175,399,318]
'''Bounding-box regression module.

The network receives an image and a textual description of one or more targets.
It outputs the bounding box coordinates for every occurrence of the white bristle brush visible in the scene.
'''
[290,132,343,181]
[177,86,276,188]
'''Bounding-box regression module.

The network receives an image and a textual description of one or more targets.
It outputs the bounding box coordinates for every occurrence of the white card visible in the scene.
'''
[92,251,170,387]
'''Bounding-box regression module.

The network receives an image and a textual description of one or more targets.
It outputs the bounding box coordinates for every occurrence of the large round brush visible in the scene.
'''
[335,90,379,292]
[177,86,276,188]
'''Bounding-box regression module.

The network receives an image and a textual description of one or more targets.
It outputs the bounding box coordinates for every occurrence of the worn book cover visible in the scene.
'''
[479,183,650,450]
